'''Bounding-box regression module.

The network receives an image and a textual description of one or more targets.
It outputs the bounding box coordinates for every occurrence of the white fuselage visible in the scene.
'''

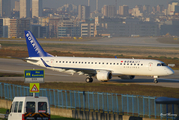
[26,56,174,78]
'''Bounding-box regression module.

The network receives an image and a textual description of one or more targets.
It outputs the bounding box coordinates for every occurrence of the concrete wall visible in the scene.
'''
[0,99,161,120]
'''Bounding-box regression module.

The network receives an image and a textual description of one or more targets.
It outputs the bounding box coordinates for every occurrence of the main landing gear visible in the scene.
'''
[85,77,93,83]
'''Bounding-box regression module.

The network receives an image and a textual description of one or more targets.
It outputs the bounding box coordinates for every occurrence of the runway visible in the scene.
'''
[0,58,179,88]
[0,37,179,48]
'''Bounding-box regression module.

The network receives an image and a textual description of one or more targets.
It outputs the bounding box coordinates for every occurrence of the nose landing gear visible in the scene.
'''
[154,78,158,83]
[153,76,158,84]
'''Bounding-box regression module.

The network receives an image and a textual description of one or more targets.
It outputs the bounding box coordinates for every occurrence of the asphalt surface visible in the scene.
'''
[0,58,179,88]
[0,37,179,48]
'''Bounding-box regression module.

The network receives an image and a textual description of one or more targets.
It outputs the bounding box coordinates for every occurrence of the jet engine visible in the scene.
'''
[119,75,135,80]
[96,71,112,81]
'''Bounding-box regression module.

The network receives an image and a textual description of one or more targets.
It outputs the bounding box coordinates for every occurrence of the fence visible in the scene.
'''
[0,82,178,119]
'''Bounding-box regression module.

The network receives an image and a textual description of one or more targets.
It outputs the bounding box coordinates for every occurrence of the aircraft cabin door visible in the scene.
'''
[50,59,54,67]
[148,62,153,71]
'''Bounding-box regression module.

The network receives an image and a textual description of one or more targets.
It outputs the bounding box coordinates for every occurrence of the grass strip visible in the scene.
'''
[0,73,23,77]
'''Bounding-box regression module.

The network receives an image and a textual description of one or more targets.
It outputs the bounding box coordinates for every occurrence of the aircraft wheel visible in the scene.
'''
[89,78,93,83]
[85,77,93,83]
[154,79,158,84]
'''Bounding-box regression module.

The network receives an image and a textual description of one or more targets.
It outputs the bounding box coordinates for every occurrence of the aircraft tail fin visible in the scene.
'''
[25,31,53,57]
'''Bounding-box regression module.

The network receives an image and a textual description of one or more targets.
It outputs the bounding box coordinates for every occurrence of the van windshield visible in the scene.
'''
[38,102,47,113]
[26,102,35,113]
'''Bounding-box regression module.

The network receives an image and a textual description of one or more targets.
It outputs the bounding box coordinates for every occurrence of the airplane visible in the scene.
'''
[24,30,174,83]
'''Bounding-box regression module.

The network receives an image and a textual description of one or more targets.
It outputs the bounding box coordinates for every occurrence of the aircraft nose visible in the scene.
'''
[167,68,174,75]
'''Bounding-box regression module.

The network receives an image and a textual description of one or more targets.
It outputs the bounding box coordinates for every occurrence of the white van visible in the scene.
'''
[8,96,50,120]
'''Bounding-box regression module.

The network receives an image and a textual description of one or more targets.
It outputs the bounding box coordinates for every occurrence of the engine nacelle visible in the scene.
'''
[96,71,112,81]
[119,75,135,80]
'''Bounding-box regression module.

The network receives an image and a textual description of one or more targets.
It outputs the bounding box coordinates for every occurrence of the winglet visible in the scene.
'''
[25,31,53,57]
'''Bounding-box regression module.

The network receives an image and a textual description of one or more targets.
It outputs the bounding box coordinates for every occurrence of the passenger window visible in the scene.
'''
[79,62,80,63]
[85,62,87,64]
[69,61,71,63]
[18,102,23,113]
[82,62,83,64]
[14,102,18,112]
[141,64,143,66]
[127,64,129,65]
[26,102,35,113]
[88,62,90,64]
[99,62,101,64]
[38,102,47,113]
[131,64,132,65]
[56,61,58,63]
[106,63,108,65]
[117,63,119,65]
[113,63,115,65]
[66,61,68,63]
[59,61,61,63]
[76,62,77,63]
[120,63,122,65]
[91,62,93,64]
[110,63,112,65]
[102,62,104,64]
[63,61,64,63]
[124,63,125,65]
[95,62,97,64]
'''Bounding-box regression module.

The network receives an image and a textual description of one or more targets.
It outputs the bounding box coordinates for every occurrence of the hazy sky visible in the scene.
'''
[13,0,179,11]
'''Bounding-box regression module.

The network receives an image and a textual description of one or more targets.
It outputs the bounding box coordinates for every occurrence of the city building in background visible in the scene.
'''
[94,17,159,37]
[17,18,30,38]
[96,0,98,12]
[0,0,11,18]
[57,19,80,37]
[9,18,30,38]
[0,1,179,38]
[160,20,179,36]
[31,24,49,38]
[81,22,94,37]
[118,5,129,16]
[102,5,116,17]
[131,7,143,17]
[3,18,10,38]
[156,5,164,13]
[0,19,3,37]
[143,5,151,14]
[10,19,17,38]
[78,5,90,20]
[14,1,20,11]
[32,0,42,18]
[167,1,179,15]
[20,0,30,18]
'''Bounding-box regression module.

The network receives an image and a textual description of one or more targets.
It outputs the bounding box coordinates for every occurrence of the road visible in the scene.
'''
[0,58,179,88]
[0,37,179,48]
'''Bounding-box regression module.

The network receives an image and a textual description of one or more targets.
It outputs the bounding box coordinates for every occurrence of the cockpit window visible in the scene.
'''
[157,63,167,66]
[157,63,161,66]
[161,63,167,66]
